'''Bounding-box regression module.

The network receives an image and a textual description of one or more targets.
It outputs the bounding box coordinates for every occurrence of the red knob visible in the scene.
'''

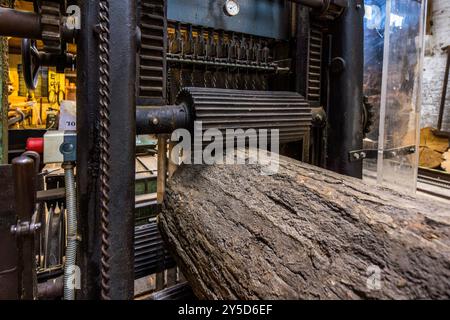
[26,138,44,154]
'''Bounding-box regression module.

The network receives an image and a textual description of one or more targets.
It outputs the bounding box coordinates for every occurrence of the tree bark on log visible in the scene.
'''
[159,153,450,299]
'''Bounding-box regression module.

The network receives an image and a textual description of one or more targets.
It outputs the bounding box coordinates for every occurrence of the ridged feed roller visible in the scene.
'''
[137,88,312,143]
[177,88,312,143]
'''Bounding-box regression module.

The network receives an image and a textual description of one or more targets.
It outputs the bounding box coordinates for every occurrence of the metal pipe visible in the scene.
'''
[0,7,41,39]
[8,115,23,126]
[62,162,77,300]
[136,104,190,135]
[38,275,64,299]
[8,109,28,126]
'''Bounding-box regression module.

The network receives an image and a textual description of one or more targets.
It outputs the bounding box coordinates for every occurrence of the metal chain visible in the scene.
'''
[98,0,112,300]
[244,70,249,90]
[255,71,260,90]
[225,68,229,89]
[167,67,172,103]
[251,73,256,90]
[179,67,183,89]
[212,69,217,88]
[190,66,195,87]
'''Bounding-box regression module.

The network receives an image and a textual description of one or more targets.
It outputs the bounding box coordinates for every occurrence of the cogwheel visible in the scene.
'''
[314,0,346,21]
[40,1,62,54]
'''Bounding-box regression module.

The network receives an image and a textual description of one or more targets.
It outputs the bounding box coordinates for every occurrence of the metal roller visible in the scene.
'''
[177,88,312,143]
[134,221,176,279]
[137,88,312,143]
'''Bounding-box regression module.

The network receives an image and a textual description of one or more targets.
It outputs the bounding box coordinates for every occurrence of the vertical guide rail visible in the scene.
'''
[376,0,392,185]
[326,0,365,178]
[77,0,136,299]
[77,0,102,300]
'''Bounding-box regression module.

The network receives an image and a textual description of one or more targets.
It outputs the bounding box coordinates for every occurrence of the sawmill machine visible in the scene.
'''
[0,0,367,299]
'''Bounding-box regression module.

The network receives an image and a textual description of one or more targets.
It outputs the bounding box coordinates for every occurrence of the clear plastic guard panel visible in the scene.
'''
[363,0,427,194]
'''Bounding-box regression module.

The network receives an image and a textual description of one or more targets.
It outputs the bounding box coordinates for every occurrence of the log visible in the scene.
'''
[159,152,450,300]
[419,127,449,168]
[419,146,443,169]
[442,150,450,173]
[420,127,449,154]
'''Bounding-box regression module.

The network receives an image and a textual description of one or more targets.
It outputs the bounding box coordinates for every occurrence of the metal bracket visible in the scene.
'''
[349,145,416,162]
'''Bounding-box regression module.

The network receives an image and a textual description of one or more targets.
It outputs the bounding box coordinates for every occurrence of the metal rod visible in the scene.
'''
[156,132,168,306]
[156,135,169,293]
[437,46,450,131]
[167,54,288,72]
[157,135,168,205]
[167,142,178,179]
[0,7,41,39]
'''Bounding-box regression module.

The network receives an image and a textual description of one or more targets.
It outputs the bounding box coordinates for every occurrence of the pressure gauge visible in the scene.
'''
[224,0,240,17]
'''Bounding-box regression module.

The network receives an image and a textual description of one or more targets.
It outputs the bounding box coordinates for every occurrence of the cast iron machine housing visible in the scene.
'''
[0,0,365,299]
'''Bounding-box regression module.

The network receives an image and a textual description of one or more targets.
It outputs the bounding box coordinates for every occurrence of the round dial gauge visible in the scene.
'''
[224,0,240,17]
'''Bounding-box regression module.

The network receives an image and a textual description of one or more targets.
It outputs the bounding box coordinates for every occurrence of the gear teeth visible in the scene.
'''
[41,1,62,54]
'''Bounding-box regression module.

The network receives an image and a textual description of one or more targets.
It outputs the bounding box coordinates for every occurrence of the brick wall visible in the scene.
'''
[421,0,450,130]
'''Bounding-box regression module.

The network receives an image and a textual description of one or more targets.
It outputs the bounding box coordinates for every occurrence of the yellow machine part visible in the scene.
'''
[8,54,66,128]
